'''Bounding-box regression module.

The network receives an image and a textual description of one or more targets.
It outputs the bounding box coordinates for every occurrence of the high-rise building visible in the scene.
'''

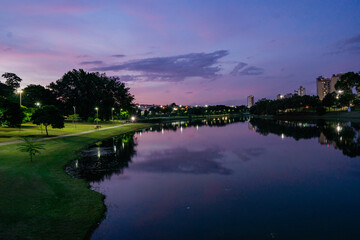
[316,74,342,100]
[298,86,306,96]
[247,95,254,108]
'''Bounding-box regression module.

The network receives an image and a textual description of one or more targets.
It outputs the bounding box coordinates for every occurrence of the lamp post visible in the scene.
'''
[73,106,76,129]
[95,107,99,125]
[111,107,114,122]
[35,102,42,134]
[16,89,23,106]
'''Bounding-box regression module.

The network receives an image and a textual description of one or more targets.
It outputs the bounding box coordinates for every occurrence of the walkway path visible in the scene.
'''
[0,123,132,147]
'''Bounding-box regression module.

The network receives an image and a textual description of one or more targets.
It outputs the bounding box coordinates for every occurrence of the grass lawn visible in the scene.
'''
[0,123,151,240]
[0,121,125,143]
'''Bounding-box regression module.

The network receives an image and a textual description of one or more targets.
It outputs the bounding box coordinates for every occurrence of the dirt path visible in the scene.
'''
[0,123,132,147]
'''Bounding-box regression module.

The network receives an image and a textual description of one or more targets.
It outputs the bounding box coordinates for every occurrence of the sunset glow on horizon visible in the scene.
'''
[1,0,359,105]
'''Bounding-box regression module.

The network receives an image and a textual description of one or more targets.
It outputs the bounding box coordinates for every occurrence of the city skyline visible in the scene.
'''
[1,1,360,105]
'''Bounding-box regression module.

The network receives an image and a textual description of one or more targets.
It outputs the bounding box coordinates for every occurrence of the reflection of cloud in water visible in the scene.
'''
[233,147,266,161]
[131,148,232,175]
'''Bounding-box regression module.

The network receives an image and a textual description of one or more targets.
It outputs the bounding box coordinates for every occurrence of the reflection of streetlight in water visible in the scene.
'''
[97,147,101,159]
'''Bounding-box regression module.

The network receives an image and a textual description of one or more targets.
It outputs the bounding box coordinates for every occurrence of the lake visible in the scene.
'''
[67,118,360,240]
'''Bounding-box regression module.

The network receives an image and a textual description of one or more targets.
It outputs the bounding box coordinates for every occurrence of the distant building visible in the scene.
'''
[247,95,254,108]
[316,74,342,100]
[284,93,293,98]
[296,86,306,96]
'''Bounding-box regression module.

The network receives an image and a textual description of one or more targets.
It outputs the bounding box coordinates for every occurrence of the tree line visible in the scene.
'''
[250,71,360,115]
[0,69,135,131]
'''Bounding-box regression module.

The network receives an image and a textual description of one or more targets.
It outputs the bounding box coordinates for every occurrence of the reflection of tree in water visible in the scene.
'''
[143,116,247,133]
[66,133,137,182]
[250,118,320,140]
[250,118,360,158]
[68,117,247,182]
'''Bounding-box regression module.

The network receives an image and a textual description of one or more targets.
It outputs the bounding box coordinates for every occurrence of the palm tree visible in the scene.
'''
[17,138,45,162]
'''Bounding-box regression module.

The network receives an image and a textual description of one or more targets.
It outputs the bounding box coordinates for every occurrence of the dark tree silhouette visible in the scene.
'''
[1,72,22,89]
[31,105,64,136]
[49,69,134,120]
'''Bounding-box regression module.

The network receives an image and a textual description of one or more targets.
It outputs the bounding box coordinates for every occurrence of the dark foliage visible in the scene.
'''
[49,69,134,120]
[0,99,25,127]
[22,84,59,108]
[32,105,64,136]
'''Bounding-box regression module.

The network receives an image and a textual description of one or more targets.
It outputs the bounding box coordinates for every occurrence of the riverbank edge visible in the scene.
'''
[138,113,250,123]
[0,123,153,240]
[252,111,360,123]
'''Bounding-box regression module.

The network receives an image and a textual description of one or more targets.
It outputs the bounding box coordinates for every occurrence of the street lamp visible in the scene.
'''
[35,102,42,133]
[73,106,76,129]
[111,107,115,122]
[95,107,99,125]
[16,89,23,106]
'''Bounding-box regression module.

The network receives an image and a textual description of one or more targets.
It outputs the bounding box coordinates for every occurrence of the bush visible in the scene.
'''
[87,117,94,123]
[316,105,326,115]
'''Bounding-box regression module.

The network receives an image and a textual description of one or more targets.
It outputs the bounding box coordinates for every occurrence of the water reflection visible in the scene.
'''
[66,133,137,182]
[67,117,360,240]
[67,117,245,182]
[131,148,232,175]
[250,118,360,157]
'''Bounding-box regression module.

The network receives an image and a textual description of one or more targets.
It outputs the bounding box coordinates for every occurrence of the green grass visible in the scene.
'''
[0,122,124,143]
[0,123,151,240]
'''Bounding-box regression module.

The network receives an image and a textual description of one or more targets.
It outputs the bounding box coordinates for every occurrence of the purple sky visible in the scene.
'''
[1,0,360,105]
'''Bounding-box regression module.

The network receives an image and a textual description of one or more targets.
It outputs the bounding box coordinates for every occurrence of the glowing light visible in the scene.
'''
[281,133,285,139]
[97,147,101,159]
[131,116,136,122]
[180,126,183,133]
[336,124,342,133]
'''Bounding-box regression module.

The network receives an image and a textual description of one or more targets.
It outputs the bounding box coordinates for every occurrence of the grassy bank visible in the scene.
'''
[0,122,126,143]
[0,123,151,240]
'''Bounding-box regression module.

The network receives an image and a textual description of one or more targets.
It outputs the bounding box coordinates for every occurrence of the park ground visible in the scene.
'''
[0,122,151,240]
[0,121,126,143]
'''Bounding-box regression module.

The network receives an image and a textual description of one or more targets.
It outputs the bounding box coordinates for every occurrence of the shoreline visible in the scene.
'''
[252,111,360,123]
[0,123,152,240]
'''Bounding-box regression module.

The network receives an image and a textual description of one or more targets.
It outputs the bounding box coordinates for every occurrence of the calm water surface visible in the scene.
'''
[68,119,360,240]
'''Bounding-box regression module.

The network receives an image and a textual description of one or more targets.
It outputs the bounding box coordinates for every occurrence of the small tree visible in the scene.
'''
[32,105,65,136]
[322,92,336,111]
[17,138,45,162]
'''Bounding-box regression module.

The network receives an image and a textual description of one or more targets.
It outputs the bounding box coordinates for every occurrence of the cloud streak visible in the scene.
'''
[79,60,103,65]
[111,54,126,58]
[230,62,264,76]
[327,33,360,55]
[92,50,229,82]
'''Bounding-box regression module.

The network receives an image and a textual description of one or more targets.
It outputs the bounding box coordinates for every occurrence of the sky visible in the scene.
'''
[0,0,360,105]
